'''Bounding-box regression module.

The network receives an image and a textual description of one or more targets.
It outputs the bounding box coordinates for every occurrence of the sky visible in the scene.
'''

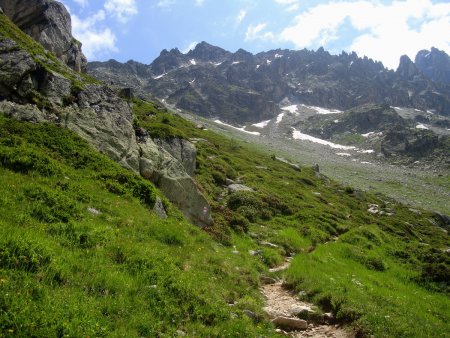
[61,0,450,70]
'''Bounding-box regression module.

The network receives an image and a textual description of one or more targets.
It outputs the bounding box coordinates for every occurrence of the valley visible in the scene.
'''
[0,1,449,337]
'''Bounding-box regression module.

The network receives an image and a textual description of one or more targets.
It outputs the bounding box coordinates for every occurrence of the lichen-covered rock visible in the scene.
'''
[64,84,141,172]
[0,100,57,123]
[0,39,37,100]
[0,0,87,72]
[139,139,213,227]
[154,137,197,176]
[272,316,308,330]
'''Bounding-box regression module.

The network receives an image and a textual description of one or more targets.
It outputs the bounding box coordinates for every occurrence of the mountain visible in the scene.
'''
[1,2,449,337]
[415,47,450,86]
[89,42,450,124]
[89,43,450,167]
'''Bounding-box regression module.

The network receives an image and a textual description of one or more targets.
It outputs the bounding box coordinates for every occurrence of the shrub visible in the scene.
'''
[98,169,156,207]
[23,186,81,223]
[227,191,261,211]
[228,213,249,233]
[0,237,51,272]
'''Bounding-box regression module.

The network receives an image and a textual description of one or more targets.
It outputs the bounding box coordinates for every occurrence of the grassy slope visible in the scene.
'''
[133,99,449,337]
[0,12,448,336]
[0,116,274,337]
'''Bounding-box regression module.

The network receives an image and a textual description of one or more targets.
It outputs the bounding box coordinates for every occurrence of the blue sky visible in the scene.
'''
[62,0,450,69]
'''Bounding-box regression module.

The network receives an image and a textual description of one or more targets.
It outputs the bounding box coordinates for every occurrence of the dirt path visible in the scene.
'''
[261,259,354,338]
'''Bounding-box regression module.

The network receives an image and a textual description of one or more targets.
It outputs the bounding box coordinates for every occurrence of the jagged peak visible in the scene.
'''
[396,54,419,79]
[187,41,230,61]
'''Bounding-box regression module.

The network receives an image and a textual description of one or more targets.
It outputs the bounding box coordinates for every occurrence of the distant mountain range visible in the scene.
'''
[88,42,450,124]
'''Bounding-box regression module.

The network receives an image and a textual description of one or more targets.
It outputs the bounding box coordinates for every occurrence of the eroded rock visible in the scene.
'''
[0,0,87,72]
[272,316,308,330]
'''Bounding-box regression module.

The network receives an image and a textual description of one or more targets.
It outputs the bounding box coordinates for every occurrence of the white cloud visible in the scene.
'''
[195,0,205,6]
[73,0,88,7]
[157,0,176,8]
[183,41,198,53]
[236,10,247,25]
[245,22,274,41]
[279,0,450,69]
[104,0,137,23]
[72,12,118,60]
[274,0,297,4]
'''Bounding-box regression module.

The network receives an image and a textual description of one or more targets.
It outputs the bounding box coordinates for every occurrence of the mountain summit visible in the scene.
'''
[89,42,450,123]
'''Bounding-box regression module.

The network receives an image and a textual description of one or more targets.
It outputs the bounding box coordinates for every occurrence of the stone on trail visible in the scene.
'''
[272,316,308,330]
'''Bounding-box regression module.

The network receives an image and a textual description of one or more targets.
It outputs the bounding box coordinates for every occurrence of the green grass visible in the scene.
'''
[0,116,276,337]
[132,99,450,337]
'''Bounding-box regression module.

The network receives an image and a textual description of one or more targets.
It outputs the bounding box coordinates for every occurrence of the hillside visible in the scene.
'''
[0,2,449,337]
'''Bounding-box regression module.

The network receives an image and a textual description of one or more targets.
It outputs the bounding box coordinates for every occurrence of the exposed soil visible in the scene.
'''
[262,260,355,338]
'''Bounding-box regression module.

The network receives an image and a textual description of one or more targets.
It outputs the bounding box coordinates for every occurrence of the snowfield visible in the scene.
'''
[214,120,260,136]
[291,128,356,150]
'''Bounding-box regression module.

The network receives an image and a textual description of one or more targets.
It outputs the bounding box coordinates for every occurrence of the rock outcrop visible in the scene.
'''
[0,7,213,227]
[415,48,450,86]
[0,0,87,72]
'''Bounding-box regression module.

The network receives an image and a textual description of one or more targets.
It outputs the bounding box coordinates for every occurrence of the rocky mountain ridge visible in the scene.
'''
[89,42,450,124]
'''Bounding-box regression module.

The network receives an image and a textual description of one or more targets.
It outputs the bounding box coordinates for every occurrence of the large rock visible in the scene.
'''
[0,38,71,106]
[139,139,213,227]
[0,0,87,72]
[154,137,197,176]
[272,316,307,330]
[0,38,37,101]
[64,84,141,172]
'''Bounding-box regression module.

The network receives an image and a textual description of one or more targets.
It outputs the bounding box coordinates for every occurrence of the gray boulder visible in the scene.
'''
[140,139,213,227]
[64,84,141,173]
[272,316,307,330]
[228,184,254,193]
[154,137,197,176]
[0,0,87,72]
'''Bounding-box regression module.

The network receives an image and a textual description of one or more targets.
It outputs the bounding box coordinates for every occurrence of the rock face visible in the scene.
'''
[139,138,212,226]
[415,48,450,86]
[0,0,87,72]
[154,138,197,176]
[0,9,213,227]
[89,42,450,124]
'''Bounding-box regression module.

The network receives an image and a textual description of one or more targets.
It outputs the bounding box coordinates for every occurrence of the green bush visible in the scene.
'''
[23,186,81,223]
[0,237,52,272]
[98,169,156,207]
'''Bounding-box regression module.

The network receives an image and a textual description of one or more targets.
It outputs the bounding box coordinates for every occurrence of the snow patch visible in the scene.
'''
[266,59,272,65]
[154,73,168,80]
[190,59,197,65]
[300,104,342,114]
[281,105,298,114]
[334,119,339,123]
[252,119,271,128]
[358,149,375,154]
[214,120,260,136]
[361,161,372,164]
[275,53,283,58]
[256,65,260,69]
[292,129,356,150]
[211,61,223,67]
[276,113,285,124]
[361,131,382,137]
[416,123,429,130]
[336,152,352,156]
[231,61,241,65]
